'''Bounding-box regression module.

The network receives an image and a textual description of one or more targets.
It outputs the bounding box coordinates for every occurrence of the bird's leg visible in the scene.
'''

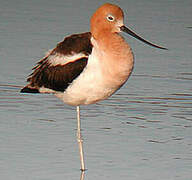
[80,171,85,180]
[76,106,85,171]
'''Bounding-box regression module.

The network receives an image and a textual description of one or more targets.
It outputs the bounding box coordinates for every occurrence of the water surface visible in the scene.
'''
[0,0,192,180]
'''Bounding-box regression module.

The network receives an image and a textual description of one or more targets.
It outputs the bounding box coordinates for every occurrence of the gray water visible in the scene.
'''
[0,0,192,179]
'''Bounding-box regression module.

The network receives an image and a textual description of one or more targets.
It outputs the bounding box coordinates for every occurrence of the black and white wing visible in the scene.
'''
[21,32,92,93]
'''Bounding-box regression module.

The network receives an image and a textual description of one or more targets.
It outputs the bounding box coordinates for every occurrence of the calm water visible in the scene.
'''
[0,0,192,180]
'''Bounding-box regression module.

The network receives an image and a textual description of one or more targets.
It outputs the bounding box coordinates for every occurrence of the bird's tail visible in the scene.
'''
[20,85,40,93]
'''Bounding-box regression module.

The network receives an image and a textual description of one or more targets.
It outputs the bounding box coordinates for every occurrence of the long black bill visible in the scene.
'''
[120,25,168,50]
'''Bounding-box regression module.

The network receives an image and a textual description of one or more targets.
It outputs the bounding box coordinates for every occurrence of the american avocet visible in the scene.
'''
[21,3,167,171]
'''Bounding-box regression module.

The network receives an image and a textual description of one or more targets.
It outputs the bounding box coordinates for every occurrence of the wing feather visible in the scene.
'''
[21,32,92,93]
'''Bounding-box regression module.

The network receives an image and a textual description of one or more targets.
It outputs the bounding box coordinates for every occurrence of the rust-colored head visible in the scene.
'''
[90,3,124,39]
[90,3,167,50]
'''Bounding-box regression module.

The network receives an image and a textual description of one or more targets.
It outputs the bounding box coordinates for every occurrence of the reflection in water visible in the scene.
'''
[80,171,85,180]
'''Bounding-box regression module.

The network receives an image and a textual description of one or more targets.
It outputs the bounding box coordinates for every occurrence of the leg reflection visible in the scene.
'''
[80,171,85,180]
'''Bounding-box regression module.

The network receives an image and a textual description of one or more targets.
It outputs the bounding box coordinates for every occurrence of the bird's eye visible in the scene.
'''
[106,14,115,22]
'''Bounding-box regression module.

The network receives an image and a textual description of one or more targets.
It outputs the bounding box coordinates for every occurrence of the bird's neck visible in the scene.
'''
[91,32,134,88]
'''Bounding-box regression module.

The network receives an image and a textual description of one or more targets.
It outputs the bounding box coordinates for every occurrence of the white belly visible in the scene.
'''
[55,42,134,106]
[55,55,117,106]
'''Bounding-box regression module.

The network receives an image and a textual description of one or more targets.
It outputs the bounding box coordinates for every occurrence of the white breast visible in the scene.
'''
[55,48,113,105]
[56,37,134,106]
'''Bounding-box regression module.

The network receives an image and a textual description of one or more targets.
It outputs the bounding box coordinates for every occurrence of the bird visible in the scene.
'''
[20,3,167,171]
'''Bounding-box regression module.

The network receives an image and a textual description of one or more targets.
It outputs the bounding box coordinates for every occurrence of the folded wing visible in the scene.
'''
[21,32,92,93]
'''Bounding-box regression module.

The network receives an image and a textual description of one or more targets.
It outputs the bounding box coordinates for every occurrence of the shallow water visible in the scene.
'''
[0,0,192,180]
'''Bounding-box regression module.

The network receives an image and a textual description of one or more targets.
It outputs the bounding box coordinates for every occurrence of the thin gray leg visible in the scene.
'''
[76,106,85,171]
